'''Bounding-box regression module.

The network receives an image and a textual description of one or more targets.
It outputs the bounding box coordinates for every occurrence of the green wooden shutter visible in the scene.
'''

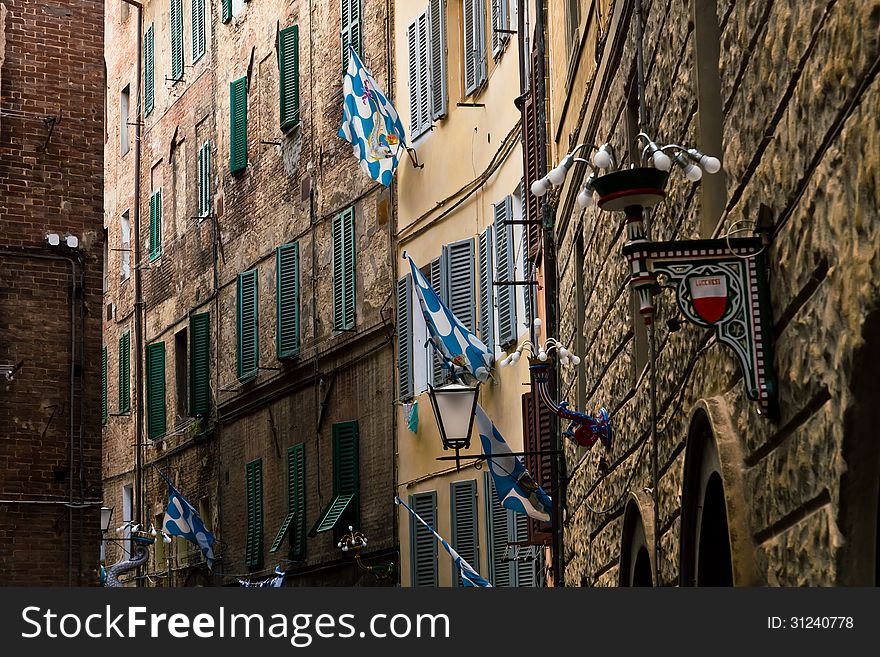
[245,459,264,569]
[340,0,362,67]
[192,0,206,63]
[198,140,211,218]
[119,331,131,414]
[410,491,438,586]
[276,243,300,359]
[221,0,232,23]
[396,275,414,400]
[146,342,166,439]
[478,228,495,350]
[279,25,300,131]
[332,208,356,331]
[149,189,162,261]
[446,238,476,333]
[230,77,248,173]
[144,24,155,117]
[236,270,259,380]
[287,443,306,559]
[189,312,210,416]
[101,346,108,426]
[170,0,184,81]
[485,472,512,586]
[450,480,478,587]
[495,196,516,345]
[332,421,359,498]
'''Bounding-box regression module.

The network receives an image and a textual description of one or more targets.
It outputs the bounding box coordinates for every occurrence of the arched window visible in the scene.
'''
[619,494,654,587]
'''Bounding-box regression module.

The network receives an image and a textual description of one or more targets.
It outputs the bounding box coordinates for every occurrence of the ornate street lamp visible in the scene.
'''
[100,506,114,534]
[427,381,481,470]
[337,526,395,581]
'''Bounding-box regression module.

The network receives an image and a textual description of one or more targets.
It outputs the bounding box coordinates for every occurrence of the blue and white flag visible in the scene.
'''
[405,253,494,383]
[338,44,406,186]
[394,496,491,587]
[476,405,553,522]
[239,566,286,588]
[163,483,216,569]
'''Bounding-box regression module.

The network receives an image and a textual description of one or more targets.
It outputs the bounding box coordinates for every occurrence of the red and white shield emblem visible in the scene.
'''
[689,274,728,323]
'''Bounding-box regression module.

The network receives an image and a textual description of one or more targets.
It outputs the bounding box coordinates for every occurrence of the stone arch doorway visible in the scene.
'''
[680,398,758,586]
[619,492,655,587]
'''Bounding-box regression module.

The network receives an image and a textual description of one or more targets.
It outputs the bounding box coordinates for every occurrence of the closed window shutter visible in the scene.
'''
[445,238,476,333]
[429,257,445,386]
[513,511,538,586]
[192,0,206,62]
[463,0,486,95]
[410,491,438,586]
[429,0,447,119]
[478,228,495,350]
[450,479,478,587]
[522,386,554,544]
[340,0,362,67]
[491,0,509,55]
[522,52,542,262]
[407,14,431,139]
[149,189,162,261]
[189,312,210,416]
[170,0,184,81]
[230,77,248,173]
[146,342,166,440]
[101,346,108,426]
[332,421,360,526]
[485,472,512,586]
[236,270,259,379]
[397,275,414,400]
[332,208,356,331]
[144,25,155,117]
[245,459,264,569]
[198,140,211,218]
[520,194,533,327]
[279,25,300,131]
[119,331,131,414]
[221,0,232,23]
[276,243,300,359]
[495,196,516,345]
[287,444,306,560]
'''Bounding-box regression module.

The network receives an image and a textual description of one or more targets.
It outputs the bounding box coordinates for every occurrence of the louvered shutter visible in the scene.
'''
[170,0,184,81]
[279,25,300,131]
[410,492,438,586]
[146,342,166,439]
[407,13,431,139]
[429,258,445,386]
[522,386,554,544]
[341,0,362,67]
[221,0,232,23]
[230,77,248,173]
[397,275,414,400]
[236,270,259,380]
[198,140,211,218]
[485,472,513,586]
[144,25,155,117]
[287,444,306,559]
[495,197,516,344]
[491,0,509,55]
[276,243,300,359]
[522,52,542,262]
[429,0,447,119]
[101,346,108,426]
[520,203,533,327]
[513,511,538,586]
[478,228,495,350]
[332,208,356,331]
[149,189,162,261]
[332,421,360,526]
[445,238,476,333]
[192,0,206,62]
[450,480,478,587]
[245,459,264,569]
[189,313,210,416]
[463,0,486,95]
[119,331,131,414]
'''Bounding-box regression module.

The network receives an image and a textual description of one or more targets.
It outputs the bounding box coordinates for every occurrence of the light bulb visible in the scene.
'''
[530,177,552,197]
[571,355,581,366]
[498,357,509,368]
[685,164,703,181]
[510,352,521,363]
[559,347,569,358]
[559,356,570,366]
[593,144,613,169]
[547,164,568,186]
[538,351,547,362]
[652,150,672,171]
[533,317,542,329]
[576,185,595,208]
[687,148,721,174]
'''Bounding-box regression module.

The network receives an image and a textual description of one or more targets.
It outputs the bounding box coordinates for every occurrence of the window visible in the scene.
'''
[279,25,300,131]
[149,189,162,261]
[409,491,438,586]
[271,444,306,559]
[462,0,487,95]
[120,85,130,155]
[427,258,445,386]
[120,0,130,22]
[311,421,359,535]
[340,0,362,67]
[144,25,155,117]
[230,77,248,173]
[103,228,109,294]
[478,228,495,350]
[397,274,414,400]
[245,459,264,570]
[485,472,539,586]
[407,10,431,139]
[119,331,131,414]
[620,499,654,586]
[494,196,516,345]
[120,211,131,280]
[153,513,166,567]
[146,342,166,439]
[429,0,447,119]
[170,0,184,81]
[276,243,301,359]
[236,270,259,380]
[490,0,509,56]
[450,479,478,587]
[445,238,476,333]
[174,327,188,420]
[192,0,206,63]
[197,140,211,218]
[122,484,134,559]
[332,207,357,331]
[565,0,580,60]
[189,312,210,416]
[522,386,554,544]
[101,345,108,426]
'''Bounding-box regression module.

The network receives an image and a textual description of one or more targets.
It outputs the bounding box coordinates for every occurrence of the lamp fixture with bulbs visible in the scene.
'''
[337,526,395,581]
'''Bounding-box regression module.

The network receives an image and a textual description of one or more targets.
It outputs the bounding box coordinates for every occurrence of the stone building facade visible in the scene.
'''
[103,0,396,586]
[0,0,104,585]
[544,0,880,586]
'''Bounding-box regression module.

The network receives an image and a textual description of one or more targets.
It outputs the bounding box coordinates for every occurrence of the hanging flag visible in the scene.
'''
[162,482,216,569]
[404,399,419,433]
[239,566,286,588]
[404,252,494,383]
[475,405,552,522]
[394,496,491,587]
[338,44,406,186]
